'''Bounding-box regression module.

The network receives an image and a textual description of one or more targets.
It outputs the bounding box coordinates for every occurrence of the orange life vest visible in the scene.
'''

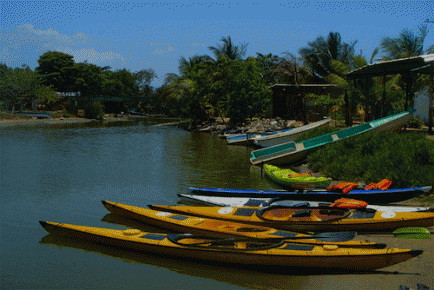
[327,182,359,194]
[365,179,392,190]
[329,198,368,209]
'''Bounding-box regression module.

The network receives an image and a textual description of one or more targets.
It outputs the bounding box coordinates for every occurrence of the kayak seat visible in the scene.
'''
[291,210,323,222]
[260,208,293,221]
[271,201,311,208]
[292,210,312,218]
[235,227,269,233]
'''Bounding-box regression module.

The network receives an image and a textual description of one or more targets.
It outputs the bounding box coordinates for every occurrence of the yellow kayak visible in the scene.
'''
[263,164,332,189]
[102,200,386,248]
[148,204,434,233]
[39,221,423,271]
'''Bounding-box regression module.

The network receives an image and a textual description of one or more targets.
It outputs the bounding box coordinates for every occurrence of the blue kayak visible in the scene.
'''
[188,186,432,205]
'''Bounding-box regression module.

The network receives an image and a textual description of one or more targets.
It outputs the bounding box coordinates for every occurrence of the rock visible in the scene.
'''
[194,117,301,134]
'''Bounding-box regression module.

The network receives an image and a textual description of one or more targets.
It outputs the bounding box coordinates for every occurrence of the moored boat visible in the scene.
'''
[148,204,434,233]
[39,221,423,271]
[254,118,331,148]
[102,200,385,249]
[226,128,293,146]
[250,110,413,165]
[263,164,332,189]
[187,186,432,204]
[177,194,434,212]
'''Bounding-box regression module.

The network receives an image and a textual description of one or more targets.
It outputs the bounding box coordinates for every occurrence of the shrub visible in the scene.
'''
[406,117,425,129]
[62,108,72,118]
[84,102,105,120]
[307,132,434,188]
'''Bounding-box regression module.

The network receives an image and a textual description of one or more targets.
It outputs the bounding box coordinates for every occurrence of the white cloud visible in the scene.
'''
[153,46,175,55]
[191,42,205,46]
[1,24,126,69]
[55,47,126,68]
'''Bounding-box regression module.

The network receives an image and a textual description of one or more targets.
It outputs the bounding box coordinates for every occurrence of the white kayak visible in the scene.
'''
[177,194,434,213]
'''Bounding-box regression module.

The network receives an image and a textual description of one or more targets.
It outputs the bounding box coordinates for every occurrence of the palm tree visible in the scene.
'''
[298,32,357,80]
[255,53,282,85]
[208,36,248,61]
[379,25,430,59]
[379,25,432,111]
[298,32,358,125]
[164,54,213,85]
[163,54,215,123]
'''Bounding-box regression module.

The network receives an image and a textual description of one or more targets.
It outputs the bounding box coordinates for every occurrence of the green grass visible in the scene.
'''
[412,194,434,204]
[306,132,434,188]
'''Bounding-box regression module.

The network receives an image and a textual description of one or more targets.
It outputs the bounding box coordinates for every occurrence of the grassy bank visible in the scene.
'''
[304,131,434,188]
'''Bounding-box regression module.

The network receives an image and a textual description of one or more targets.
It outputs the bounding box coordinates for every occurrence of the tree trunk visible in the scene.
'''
[344,90,352,127]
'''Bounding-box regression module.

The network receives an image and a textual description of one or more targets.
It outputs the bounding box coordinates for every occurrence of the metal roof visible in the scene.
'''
[347,54,434,80]
[268,84,344,95]
[268,84,337,88]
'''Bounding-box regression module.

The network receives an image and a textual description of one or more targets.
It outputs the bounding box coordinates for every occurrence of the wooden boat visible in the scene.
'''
[39,221,423,270]
[102,200,385,249]
[148,204,434,233]
[186,186,432,204]
[177,194,434,213]
[263,164,332,189]
[250,110,414,165]
[254,118,331,148]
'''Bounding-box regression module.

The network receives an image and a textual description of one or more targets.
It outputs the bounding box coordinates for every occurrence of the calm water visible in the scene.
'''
[1,120,431,290]
[0,119,279,290]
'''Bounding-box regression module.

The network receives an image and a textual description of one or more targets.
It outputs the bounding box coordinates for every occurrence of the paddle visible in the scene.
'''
[393,227,431,239]
[174,231,358,246]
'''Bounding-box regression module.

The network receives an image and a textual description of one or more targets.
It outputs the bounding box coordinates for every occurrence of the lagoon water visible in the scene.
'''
[1,120,432,290]
[0,119,275,290]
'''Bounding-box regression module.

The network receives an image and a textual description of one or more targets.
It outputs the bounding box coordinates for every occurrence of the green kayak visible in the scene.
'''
[263,164,332,189]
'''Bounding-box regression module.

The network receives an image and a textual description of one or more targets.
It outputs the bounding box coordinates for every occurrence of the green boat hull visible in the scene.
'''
[263,164,332,189]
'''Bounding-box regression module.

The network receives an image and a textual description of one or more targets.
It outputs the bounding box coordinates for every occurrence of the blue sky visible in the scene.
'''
[1,1,433,87]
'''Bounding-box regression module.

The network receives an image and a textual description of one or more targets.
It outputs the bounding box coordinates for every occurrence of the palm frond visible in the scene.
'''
[325,73,349,88]
[330,60,350,76]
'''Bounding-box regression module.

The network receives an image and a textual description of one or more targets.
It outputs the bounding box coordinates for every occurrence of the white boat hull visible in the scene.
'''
[178,194,434,213]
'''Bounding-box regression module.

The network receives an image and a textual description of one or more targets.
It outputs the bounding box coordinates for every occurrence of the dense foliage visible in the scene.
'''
[0,63,55,111]
[307,132,434,188]
[1,25,432,125]
[84,102,105,120]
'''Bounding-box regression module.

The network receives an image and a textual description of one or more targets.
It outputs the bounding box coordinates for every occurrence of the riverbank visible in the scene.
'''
[0,112,155,128]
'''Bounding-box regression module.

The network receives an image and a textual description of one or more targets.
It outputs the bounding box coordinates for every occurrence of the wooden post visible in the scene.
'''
[429,63,433,135]
[381,73,386,118]
[344,89,350,126]
[405,72,413,111]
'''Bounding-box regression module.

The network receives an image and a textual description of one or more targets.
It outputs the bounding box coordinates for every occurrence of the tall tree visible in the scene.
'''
[379,25,432,111]
[380,25,430,59]
[36,51,76,93]
[163,54,214,119]
[0,64,41,111]
[134,68,158,113]
[74,61,108,99]
[222,57,272,124]
[298,32,358,125]
[298,32,357,80]
[196,57,272,124]
[208,36,248,61]
[255,53,282,85]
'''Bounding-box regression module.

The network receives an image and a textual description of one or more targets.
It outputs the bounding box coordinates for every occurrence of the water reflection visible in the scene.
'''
[39,233,336,290]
